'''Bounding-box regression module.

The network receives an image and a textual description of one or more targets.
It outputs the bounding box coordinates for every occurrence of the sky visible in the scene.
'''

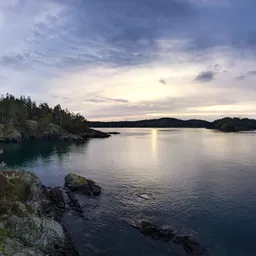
[0,0,256,121]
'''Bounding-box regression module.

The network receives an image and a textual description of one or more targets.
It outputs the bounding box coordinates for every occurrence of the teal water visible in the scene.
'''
[1,128,256,255]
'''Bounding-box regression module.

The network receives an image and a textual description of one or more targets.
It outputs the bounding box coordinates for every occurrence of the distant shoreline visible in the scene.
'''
[89,117,256,132]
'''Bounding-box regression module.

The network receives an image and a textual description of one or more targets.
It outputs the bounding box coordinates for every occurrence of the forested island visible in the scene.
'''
[0,94,109,143]
[90,117,256,132]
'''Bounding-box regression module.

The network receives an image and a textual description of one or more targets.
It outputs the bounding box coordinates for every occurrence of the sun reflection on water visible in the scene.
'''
[151,129,158,153]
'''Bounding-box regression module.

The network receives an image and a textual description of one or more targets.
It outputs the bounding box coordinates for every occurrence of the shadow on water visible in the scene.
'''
[0,140,90,168]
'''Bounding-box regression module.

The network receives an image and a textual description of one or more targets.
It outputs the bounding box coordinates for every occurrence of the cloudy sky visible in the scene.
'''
[0,0,256,121]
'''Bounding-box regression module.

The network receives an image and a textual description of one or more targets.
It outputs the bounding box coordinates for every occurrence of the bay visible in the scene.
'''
[1,128,256,256]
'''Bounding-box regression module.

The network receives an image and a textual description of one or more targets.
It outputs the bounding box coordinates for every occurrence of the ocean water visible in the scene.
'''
[1,128,256,256]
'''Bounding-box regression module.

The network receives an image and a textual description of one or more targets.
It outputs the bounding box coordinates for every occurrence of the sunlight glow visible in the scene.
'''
[151,129,158,153]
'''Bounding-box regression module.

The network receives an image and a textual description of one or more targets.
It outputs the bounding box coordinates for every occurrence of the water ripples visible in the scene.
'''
[2,128,256,255]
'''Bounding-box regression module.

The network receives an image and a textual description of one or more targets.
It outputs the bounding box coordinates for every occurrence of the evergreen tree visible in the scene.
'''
[0,93,89,134]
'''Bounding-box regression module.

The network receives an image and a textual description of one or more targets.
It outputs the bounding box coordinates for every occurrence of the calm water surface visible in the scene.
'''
[1,128,256,256]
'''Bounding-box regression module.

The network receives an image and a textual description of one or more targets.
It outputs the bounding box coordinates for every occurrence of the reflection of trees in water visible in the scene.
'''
[0,141,89,167]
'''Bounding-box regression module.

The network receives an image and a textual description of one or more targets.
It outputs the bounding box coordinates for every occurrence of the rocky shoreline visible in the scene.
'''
[0,121,110,143]
[0,170,208,256]
[0,171,102,255]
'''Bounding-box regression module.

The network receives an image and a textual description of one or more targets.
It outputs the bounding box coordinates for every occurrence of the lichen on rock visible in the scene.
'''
[65,173,88,188]
[2,216,66,252]
[65,173,101,196]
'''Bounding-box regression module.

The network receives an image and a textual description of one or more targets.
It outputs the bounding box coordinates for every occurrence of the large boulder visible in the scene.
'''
[65,173,101,196]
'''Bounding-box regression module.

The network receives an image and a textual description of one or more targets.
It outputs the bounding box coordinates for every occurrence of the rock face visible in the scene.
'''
[0,170,78,256]
[132,221,208,256]
[65,173,101,196]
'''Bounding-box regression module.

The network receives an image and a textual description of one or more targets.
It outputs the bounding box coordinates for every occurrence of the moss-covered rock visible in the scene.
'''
[0,170,47,216]
[0,171,32,215]
[65,173,88,188]
[65,173,101,196]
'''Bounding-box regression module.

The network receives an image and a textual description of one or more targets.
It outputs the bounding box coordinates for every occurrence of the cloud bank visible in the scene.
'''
[0,0,256,120]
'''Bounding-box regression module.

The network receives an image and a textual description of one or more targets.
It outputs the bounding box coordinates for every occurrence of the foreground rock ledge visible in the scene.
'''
[132,221,208,256]
[0,170,79,256]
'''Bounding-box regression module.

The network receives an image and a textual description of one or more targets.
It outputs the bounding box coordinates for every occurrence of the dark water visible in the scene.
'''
[1,128,256,256]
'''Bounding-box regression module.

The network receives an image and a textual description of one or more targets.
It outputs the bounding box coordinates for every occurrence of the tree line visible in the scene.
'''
[90,117,256,132]
[0,94,88,134]
[212,117,256,132]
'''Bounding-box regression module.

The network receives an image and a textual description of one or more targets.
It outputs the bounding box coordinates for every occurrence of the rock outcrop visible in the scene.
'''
[0,170,78,256]
[80,128,111,139]
[65,173,101,196]
[0,169,208,256]
[132,221,208,256]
